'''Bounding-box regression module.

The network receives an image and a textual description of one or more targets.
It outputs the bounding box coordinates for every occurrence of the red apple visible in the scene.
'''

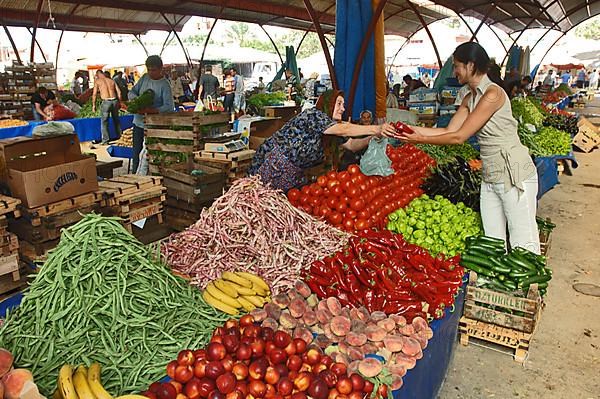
[194,359,208,379]
[232,363,248,380]
[177,350,195,367]
[236,343,252,361]
[264,367,280,385]
[276,378,293,396]
[207,342,227,361]
[174,366,193,384]
[167,360,178,379]
[273,331,291,349]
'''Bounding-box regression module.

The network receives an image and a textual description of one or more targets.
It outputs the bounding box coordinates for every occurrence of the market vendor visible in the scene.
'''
[396,42,540,254]
[249,90,396,192]
[128,55,175,173]
[31,86,57,121]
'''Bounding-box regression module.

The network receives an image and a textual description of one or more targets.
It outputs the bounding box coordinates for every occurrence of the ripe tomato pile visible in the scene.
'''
[287,145,434,232]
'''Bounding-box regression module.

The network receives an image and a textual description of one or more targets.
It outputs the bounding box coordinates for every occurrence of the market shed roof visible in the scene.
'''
[0,0,599,36]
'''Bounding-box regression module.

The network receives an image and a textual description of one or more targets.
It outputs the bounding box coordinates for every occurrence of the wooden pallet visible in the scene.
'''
[0,254,19,282]
[145,112,230,129]
[0,264,29,297]
[19,191,101,222]
[0,195,21,218]
[19,239,59,264]
[122,205,164,233]
[464,272,543,334]
[0,233,19,256]
[197,149,255,162]
[459,316,532,363]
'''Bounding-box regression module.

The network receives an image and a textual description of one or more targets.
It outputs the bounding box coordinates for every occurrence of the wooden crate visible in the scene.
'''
[459,317,533,363]
[0,263,30,297]
[0,195,21,218]
[197,149,255,162]
[145,112,230,168]
[463,272,543,334]
[19,238,59,264]
[573,129,600,153]
[0,254,19,282]
[19,191,102,225]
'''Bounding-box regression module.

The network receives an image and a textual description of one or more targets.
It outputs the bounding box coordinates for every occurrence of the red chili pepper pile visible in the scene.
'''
[287,145,434,232]
[303,230,465,321]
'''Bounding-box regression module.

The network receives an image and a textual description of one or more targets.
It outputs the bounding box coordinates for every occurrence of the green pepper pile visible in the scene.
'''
[461,235,552,297]
[386,194,482,257]
[530,126,572,156]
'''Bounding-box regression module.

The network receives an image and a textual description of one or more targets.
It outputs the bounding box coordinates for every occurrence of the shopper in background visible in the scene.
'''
[113,71,128,101]
[31,86,57,121]
[576,68,586,88]
[257,77,266,93]
[169,70,185,104]
[232,68,246,117]
[559,70,570,86]
[223,70,235,117]
[589,69,598,90]
[92,69,122,145]
[401,74,426,99]
[397,41,540,254]
[543,70,554,87]
[422,72,432,88]
[128,55,175,173]
[197,65,219,100]
[71,72,82,96]
[520,75,532,95]
[392,84,402,103]
[81,73,90,91]
[386,82,399,108]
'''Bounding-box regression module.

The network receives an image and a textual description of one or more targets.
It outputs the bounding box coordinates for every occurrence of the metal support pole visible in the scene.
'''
[488,25,508,53]
[200,3,229,69]
[161,13,192,68]
[295,30,310,57]
[55,30,64,81]
[534,32,566,81]
[406,1,442,69]
[346,0,388,120]
[133,34,149,57]
[260,25,284,65]
[386,31,418,78]
[2,25,22,64]
[160,31,174,56]
[27,27,47,62]
[454,12,477,42]
[303,0,337,90]
[469,4,495,41]
[30,0,43,63]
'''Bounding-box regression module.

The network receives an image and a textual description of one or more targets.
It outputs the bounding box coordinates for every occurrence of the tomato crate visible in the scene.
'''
[462,271,543,334]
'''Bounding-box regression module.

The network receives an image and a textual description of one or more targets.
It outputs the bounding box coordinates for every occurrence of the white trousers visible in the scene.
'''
[480,176,541,254]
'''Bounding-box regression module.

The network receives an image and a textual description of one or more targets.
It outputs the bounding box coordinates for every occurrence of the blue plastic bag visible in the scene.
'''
[359,137,394,176]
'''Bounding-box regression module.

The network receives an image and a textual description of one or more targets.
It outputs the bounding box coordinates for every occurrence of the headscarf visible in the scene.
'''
[316,89,344,118]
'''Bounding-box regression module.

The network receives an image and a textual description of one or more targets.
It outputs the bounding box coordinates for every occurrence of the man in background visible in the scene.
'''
[257,77,266,93]
[589,69,598,91]
[113,71,128,101]
[232,68,245,117]
[31,86,57,121]
[92,69,122,145]
[401,74,426,99]
[71,72,82,96]
[197,65,219,100]
[128,55,174,173]
[543,70,554,87]
[169,70,185,104]
[560,70,572,86]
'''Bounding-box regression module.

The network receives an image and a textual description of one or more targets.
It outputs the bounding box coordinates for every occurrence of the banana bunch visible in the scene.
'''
[56,363,113,399]
[202,271,271,315]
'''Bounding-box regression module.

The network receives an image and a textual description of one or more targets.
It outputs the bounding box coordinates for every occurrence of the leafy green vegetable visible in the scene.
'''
[511,97,545,127]
[76,98,103,118]
[416,143,479,164]
[127,89,155,114]
[246,92,287,115]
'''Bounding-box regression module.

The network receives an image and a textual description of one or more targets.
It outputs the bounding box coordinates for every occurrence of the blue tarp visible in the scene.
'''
[0,115,134,142]
[107,145,133,159]
[395,281,466,399]
[535,152,578,199]
[334,0,376,120]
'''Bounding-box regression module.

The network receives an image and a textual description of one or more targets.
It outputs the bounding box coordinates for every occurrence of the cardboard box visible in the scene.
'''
[408,88,438,103]
[1,135,98,208]
[409,102,439,115]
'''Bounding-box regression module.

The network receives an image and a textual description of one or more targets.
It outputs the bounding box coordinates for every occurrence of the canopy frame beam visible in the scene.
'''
[259,25,284,66]
[406,0,442,69]
[303,0,337,90]
[2,25,22,64]
[161,13,191,68]
[30,0,43,63]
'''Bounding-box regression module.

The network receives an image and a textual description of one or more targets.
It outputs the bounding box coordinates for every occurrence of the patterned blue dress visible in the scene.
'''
[249,108,336,192]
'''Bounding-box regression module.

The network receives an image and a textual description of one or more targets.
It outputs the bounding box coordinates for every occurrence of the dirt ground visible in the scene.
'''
[439,104,600,398]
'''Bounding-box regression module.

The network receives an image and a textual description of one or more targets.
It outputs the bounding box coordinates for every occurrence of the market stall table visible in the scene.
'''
[0,115,134,141]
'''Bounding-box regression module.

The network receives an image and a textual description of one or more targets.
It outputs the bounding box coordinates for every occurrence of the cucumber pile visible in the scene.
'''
[461,235,552,297]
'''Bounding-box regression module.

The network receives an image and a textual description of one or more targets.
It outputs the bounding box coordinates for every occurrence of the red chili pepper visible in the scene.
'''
[383,301,422,314]
[344,274,362,298]
[310,260,332,279]
[363,290,376,313]
[376,269,396,292]
[307,273,330,286]
[349,260,371,287]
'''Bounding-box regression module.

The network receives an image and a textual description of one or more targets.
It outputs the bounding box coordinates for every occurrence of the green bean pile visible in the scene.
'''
[0,214,229,395]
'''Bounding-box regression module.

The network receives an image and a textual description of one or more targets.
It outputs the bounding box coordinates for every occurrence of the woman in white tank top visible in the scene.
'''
[396,42,540,254]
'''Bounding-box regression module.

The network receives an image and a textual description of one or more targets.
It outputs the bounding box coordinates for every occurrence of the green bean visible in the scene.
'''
[0,214,230,395]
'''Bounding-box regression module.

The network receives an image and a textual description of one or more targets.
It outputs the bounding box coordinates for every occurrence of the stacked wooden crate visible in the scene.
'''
[9,192,102,265]
[144,112,230,230]
[5,63,35,121]
[195,149,256,187]
[145,112,230,173]
[33,63,58,92]
[97,175,166,232]
[0,195,23,295]
[0,73,24,120]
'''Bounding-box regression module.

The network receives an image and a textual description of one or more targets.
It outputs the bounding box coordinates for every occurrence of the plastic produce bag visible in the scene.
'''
[32,121,75,137]
[360,137,394,176]
[136,143,148,176]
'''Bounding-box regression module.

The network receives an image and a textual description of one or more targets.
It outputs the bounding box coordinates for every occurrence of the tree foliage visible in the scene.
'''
[574,17,600,40]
